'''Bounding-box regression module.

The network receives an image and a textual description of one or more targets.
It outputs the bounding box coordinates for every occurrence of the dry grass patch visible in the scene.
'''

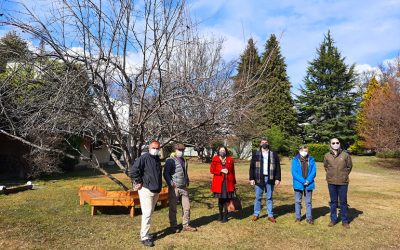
[0,156,399,249]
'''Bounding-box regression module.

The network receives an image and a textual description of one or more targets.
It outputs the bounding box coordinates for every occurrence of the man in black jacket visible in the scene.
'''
[249,137,281,223]
[129,140,162,248]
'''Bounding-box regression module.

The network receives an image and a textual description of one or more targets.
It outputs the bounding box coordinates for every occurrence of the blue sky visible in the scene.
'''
[189,0,400,94]
[1,0,399,95]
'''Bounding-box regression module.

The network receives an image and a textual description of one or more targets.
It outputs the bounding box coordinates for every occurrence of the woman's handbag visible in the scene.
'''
[226,192,242,212]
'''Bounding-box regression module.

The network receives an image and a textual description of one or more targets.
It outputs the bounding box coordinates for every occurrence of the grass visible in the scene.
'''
[0,156,399,249]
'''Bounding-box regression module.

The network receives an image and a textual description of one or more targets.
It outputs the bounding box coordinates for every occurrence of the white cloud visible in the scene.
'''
[190,0,400,93]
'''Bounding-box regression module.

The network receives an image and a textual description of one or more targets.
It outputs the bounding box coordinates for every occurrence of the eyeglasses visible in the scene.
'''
[151,147,160,150]
[177,149,184,152]
[331,142,340,145]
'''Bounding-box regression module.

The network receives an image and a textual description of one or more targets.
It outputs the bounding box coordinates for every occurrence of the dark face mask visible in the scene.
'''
[219,151,226,157]
[261,143,269,149]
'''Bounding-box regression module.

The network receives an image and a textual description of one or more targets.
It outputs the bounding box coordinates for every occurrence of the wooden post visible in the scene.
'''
[91,206,97,216]
[130,206,135,217]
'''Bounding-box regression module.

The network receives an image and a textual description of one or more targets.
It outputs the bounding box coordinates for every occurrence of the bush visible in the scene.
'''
[287,135,303,157]
[348,139,375,156]
[252,126,303,157]
[376,150,400,159]
[307,143,330,162]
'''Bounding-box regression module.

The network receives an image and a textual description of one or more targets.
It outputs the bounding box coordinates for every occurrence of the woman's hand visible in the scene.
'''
[221,168,228,174]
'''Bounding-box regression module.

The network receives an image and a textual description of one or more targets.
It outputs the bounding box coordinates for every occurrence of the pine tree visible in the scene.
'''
[0,31,29,73]
[232,38,261,141]
[296,31,357,148]
[256,34,298,136]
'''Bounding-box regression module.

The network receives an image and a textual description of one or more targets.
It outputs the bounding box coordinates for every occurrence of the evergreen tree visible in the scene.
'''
[256,34,297,136]
[0,31,29,73]
[232,38,261,141]
[296,31,357,148]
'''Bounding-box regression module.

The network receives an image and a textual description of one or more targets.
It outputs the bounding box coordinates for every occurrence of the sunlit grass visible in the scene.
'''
[0,156,399,249]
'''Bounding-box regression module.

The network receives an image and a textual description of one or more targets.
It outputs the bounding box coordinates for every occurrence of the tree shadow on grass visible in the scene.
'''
[92,202,166,216]
[344,206,364,224]
[298,205,362,224]
[299,206,330,221]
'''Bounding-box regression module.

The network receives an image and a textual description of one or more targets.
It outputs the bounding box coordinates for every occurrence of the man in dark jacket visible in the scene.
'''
[129,140,162,247]
[324,138,353,229]
[163,143,197,232]
[249,137,281,223]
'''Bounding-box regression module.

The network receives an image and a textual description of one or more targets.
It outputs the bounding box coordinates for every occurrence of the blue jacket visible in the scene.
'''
[291,154,317,191]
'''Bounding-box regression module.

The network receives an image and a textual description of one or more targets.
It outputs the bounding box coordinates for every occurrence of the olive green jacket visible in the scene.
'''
[323,150,352,185]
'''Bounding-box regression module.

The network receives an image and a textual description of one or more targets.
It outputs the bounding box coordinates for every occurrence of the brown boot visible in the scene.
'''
[252,215,259,221]
[267,217,277,223]
[342,223,350,229]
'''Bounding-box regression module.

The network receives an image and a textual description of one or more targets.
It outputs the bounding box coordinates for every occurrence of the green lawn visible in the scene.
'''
[1,156,399,249]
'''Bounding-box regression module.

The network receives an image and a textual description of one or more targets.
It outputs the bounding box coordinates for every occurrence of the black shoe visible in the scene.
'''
[306,219,314,225]
[295,219,301,223]
[141,239,154,247]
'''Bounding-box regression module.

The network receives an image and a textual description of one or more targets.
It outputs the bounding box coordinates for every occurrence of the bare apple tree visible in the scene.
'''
[0,0,265,189]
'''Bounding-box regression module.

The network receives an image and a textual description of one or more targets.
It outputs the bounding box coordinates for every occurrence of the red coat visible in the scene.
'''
[210,155,236,193]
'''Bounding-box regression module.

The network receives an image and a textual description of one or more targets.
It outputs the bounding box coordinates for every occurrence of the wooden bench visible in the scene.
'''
[79,185,169,217]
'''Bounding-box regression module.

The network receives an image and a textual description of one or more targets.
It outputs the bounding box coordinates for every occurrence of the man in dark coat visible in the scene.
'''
[249,137,281,223]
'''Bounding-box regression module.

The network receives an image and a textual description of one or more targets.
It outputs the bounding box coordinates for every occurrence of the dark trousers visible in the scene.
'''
[328,184,349,223]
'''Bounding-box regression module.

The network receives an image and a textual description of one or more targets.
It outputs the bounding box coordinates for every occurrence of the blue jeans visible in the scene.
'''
[294,190,313,220]
[328,184,348,223]
[254,176,274,217]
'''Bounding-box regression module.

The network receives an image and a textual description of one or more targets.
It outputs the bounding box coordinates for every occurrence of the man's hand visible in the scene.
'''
[171,182,177,188]
[250,180,255,186]
[133,183,142,191]
[275,180,281,186]
[221,168,228,174]
[304,181,309,186]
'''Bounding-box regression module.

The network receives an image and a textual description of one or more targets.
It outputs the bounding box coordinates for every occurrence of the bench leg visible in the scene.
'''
[91,206,98,216]
[161,200,168,207]
[79,198,85,205]
[130,206,135,217]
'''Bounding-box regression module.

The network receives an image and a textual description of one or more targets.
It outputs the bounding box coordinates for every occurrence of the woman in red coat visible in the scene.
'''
[210,146,236,223]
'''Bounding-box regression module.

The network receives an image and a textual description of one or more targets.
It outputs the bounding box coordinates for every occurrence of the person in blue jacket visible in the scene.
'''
[291,145,317,224]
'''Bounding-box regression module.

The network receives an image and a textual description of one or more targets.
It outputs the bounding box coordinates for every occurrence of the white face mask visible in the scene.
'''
[300,151,308,157]
[176,150,183,158]
[331,142,340,150]
[149,148,160,156]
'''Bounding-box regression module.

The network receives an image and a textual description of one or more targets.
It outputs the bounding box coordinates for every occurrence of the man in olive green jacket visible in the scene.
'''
[324,138,352,229]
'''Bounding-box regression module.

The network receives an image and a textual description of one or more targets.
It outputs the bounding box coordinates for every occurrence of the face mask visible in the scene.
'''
[300,151,308,157]
[331,144,340,150]
[176,151,183,158]
[261,143,269,149]
[219,151,226,157]
[149,149,160,156]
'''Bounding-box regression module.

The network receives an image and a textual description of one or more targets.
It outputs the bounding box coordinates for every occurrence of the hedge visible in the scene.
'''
[307,143,330,162]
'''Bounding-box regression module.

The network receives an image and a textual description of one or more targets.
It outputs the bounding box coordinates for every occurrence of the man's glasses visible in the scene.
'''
[177,149,184,152]
[331,142,340,145]
[151,147,160,150]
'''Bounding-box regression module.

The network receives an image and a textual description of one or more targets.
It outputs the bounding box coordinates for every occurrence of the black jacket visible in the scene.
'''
[128,153,162,193]
[249,150,281,185]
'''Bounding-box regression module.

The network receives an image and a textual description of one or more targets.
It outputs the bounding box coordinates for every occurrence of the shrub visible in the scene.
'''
[287,135,303,157]
[307,143,330,162]
[376,150,400,159]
